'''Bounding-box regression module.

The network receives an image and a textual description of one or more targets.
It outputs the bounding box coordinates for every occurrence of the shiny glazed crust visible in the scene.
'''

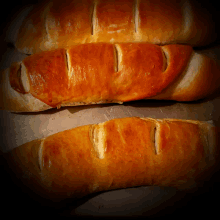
[15,0,218,54]
[5,117,219,201]
[1,43,220,112]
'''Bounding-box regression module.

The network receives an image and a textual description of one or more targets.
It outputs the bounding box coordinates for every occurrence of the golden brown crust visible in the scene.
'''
[23,48,69,107]
[15,0,218,54]
[41,125,103,199]
[1,43,220,112]
[5,139,48,198]
[15,1,52,54]
[66,43,116,103]
[0,68,51,112]
[138,0,182,44]
[150,120,205,188]
[5,117,219,201]
[45,0,93,48]
[94,0,135,42]
[151,50,220,101]
[113,44,192,101]
[101,117,155,189]
[1,43,197,112]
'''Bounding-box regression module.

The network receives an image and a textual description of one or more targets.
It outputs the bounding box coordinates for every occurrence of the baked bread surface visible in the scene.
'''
[15,0,218,54]
[2,43,220,112]
[5,117,219,201]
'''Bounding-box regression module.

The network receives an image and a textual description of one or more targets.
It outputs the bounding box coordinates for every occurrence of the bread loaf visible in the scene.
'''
[4,117,219,202]
[15,0,218,54]
[1,43,220,112]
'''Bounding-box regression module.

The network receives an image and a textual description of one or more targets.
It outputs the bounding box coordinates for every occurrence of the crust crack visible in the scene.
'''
[114,45,119,72]
[91,0,97,36]
[38,138,45,171]
[161,47,168,72]
[44,14,49,41]
[65,49,71,88]
[9,63,30,94]
[90,124,106,159]
[153,125,158,155]
[140,118,160,155]
[65,50,69,72]
[114,44,122,72]
[134,0,139,33]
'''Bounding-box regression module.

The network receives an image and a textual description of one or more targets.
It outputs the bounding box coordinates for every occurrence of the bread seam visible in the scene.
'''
[154,124,159,155]
[65,49,71,89]
[91,0,96,36]
[113,44,119,72]
[152,126,158,155]
[134,0,139,34]
[38,138,45,171]
[140,117,161,155]
[90,123,106,159]
[92,0,98,37]
[161,47,168,72]
[20,62,30,93]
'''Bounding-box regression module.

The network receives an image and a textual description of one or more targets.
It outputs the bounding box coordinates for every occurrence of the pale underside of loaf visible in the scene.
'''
[6,117,219,202]
[15,0,217,54]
